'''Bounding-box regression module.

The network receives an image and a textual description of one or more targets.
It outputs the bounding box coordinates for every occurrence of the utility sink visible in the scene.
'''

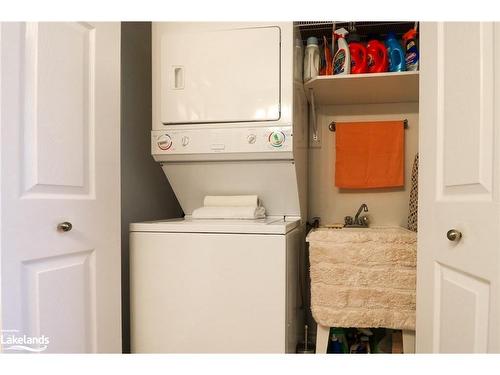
[306,226,417,244]
[305,225,417,275]
[307,225,417,354]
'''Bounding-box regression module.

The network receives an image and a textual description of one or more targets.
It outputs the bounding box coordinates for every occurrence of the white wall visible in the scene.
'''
[308,102,419,227]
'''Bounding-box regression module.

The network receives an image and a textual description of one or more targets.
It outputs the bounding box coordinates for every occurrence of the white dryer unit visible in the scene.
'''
[130,22,308,353]
[130,217,301,353]
[150,22,308,219]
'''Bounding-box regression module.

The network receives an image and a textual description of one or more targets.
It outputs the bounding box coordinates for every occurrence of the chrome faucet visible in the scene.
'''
[344,204,369,228]
[354,203,368,223]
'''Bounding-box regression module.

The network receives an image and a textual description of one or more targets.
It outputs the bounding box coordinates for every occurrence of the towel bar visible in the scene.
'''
[328,119,409,132]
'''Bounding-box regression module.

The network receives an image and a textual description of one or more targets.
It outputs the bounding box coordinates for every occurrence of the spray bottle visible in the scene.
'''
[333,28,350,75]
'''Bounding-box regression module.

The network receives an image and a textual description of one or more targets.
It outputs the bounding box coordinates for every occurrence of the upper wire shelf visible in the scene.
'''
[295,21,418,44]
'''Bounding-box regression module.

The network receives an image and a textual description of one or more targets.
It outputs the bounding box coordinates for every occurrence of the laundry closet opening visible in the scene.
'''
[128,21,420,354]
[299,21,419,354]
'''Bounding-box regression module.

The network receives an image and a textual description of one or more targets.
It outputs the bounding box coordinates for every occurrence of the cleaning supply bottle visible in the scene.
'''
[402,28,419,71]
[385,33,406,72]
[319,35,333,75]
[333,28,350,75]
[349,42,368,74]
[303,37,320,81]
[367,39,388,73]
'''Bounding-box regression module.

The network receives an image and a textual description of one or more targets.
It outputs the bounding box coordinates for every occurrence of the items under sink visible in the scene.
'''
[326,327,404,354]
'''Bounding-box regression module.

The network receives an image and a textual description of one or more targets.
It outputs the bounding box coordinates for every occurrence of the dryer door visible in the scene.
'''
[161,25,281,124]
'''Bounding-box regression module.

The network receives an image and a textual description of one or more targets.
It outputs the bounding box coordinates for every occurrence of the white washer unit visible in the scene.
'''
[130,217,301,353]
[130,22,308,353]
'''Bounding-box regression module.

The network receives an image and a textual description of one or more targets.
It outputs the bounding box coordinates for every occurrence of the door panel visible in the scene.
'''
[22,250,96,353]
[417,22,500,353]
[434,263,490,353]
[23,23,95,197]
[161,26,281,124]
[439,23,494,197]
[1,22,121,353]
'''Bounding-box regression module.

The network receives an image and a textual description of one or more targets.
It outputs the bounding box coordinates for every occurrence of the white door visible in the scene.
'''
[161,25,281,124]
[0,22,121,353]
[417,22,500,353]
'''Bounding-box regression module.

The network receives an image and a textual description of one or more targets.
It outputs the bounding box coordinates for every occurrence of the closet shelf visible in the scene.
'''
[304,71,419,105]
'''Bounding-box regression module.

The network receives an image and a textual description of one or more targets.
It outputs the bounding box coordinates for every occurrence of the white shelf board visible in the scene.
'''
[304,71,419,105]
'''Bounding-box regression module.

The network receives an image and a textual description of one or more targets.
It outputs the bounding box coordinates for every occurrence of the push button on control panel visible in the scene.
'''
[157,134,172,150]
[269,131,285,147]
[211,144,225,151]
[247,134,257,144]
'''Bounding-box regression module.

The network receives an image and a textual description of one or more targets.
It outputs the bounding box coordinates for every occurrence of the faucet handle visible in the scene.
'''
[359,216,369,226]
[344,216,353,225]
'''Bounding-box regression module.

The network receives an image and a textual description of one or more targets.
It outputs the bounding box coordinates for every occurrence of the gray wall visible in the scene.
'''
[121,22,183,353]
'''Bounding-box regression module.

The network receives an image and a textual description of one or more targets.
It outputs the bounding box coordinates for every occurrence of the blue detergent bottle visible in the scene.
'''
[385,33,406,72]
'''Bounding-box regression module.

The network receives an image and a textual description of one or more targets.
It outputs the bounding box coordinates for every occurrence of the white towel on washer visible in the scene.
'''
[191,206,266,219]
[203,195,259,208]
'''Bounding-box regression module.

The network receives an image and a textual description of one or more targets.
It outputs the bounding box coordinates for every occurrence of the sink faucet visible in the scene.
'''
[344,203,369,227]
[354,203,369,224]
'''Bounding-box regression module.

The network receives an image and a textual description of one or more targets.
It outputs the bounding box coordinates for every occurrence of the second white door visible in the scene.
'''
[417,22,500,353]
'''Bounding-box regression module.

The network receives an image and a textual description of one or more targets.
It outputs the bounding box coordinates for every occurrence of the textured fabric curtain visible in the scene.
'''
[407,153,419,232]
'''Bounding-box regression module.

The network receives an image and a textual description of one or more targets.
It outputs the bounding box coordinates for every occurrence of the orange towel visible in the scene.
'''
[335,121,404,189]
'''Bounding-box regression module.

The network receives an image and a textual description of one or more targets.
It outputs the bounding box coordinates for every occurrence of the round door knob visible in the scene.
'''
[447,229,462,242]
[57,222,72,232]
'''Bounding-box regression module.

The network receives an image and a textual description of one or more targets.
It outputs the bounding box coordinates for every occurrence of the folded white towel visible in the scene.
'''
[203,195,259,208]
[191,206,266,219]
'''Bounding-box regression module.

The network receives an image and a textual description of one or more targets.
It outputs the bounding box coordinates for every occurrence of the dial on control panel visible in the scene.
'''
[269,131,285,147]
[247,134,257,144]
[157,134,172,150]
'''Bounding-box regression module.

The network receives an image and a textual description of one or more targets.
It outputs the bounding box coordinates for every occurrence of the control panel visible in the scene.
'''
[152,126,293,155]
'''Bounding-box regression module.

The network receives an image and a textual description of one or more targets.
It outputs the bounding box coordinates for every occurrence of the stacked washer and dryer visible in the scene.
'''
[130,22,308,353]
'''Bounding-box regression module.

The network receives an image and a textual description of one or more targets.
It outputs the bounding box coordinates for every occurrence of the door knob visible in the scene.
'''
[447,229,462,242]
[57,222,72,232]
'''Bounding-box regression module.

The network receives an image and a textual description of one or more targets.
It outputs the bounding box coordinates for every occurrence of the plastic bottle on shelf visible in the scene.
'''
[366,39,388,73]
[319,35,333,75]
[333,28,350,75]
[303,37,320,82]
[349,42,368,74]
[402,28,419,71]
[385,32,406,72]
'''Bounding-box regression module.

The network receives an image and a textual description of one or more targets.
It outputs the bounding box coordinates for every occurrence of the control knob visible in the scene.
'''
[247,134,257,144]
[157,134,172,151]
[269,131,285,147]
